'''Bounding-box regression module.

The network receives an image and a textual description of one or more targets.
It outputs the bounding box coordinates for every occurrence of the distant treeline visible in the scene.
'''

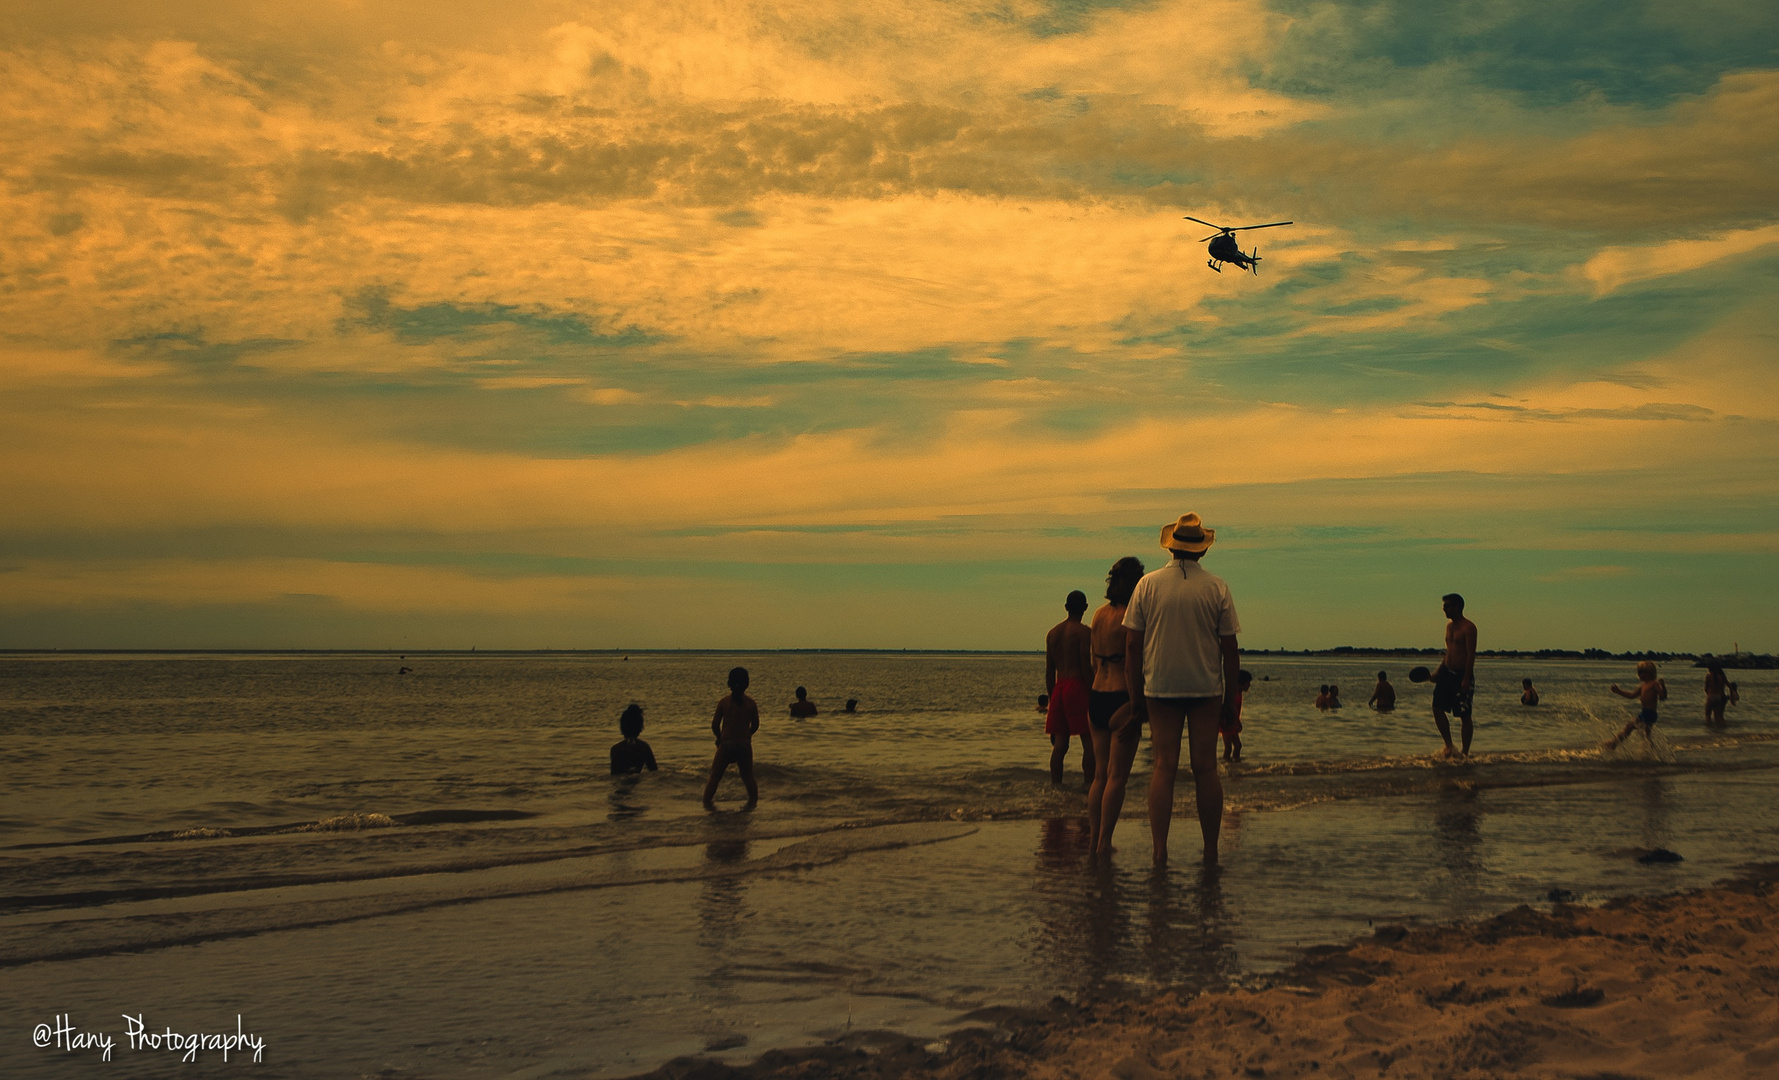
[1245,647,1776,668]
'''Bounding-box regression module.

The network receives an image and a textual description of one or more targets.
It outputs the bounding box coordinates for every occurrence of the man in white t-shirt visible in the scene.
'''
[1123,512,1241,866]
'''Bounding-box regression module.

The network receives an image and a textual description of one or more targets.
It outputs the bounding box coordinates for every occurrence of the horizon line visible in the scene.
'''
[1,646,1761,658]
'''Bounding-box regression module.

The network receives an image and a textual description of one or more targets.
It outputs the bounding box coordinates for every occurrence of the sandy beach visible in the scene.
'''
[635,865,1779,1080]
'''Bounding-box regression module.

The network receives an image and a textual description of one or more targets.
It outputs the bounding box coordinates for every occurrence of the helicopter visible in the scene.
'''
[1184,216,1293,274]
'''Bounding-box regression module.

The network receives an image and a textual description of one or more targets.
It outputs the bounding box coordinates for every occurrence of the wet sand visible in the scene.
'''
[632,865,1779,1079]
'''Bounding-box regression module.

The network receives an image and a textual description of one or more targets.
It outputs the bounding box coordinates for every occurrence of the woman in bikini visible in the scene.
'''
[1087,556,1146,856]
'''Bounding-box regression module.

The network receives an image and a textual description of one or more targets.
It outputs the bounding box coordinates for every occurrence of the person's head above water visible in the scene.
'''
[1442,592,1465,616]
[1522,678,1534,688]
[794,686,808,700]
[1238,669,1252,688]
[619,703,644,739]
[1319,684,1329,694]
[1636,660,1658,681]
[1378,670,1389,681]
[1160,512,1214,559]
[1065,589,1088,614]
[728,666,750,693]
[1708,661,1726,678]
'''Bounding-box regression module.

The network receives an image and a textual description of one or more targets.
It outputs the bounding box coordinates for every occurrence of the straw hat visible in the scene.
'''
[1159,512,1215,553]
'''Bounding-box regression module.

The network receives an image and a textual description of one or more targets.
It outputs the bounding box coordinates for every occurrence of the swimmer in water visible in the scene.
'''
[1368,671,1395,712]
[610,704,658,775]
[1521,678,1539,706]
[1604,661,1667,750]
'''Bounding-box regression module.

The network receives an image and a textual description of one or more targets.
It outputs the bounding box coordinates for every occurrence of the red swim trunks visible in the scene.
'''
[1045,677,1090,737]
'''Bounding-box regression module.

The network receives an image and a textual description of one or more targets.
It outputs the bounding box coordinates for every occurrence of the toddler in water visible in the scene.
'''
[610,704,658,775]
[703,667,760,809]
[1604,661,1667,750]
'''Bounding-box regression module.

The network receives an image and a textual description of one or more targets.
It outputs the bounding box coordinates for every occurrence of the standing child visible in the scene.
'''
[610,704,658,775]
[702,667,760,809]
[1222,669,1252,762]
[1604,661,1667,750]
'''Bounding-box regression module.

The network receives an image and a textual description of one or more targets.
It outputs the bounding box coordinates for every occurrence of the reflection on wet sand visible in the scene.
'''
[1637,776,1672,852]
[695,833,754,1051]
[1431,781,1483,906]
[1030,816,1236,1000]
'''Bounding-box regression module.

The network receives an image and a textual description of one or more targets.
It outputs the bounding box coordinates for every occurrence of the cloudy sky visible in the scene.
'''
[3,1,1776,651]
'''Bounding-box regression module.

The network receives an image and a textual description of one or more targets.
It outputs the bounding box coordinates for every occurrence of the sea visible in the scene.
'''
[2,651,1775,1078]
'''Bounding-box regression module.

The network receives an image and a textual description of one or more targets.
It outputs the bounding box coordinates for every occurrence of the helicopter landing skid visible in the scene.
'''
[1207,259,1222,273]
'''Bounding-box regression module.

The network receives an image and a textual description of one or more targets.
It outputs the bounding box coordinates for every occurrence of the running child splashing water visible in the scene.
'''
[1604,661,1667,751]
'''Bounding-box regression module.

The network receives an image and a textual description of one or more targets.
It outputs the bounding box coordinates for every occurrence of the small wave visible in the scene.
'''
[7,807,540,850]
[297,812,396,832]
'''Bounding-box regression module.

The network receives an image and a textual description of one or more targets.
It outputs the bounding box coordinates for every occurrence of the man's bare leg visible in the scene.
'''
[1049,733,1068,785]
[1096,711,1140,856]
[1433,709,1457,757]
[1184,698,1224,865]
[1460,715,1474,756]
[1146,699,1187,866]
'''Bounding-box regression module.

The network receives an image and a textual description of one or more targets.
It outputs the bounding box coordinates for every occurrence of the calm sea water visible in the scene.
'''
[3,652,1775,1078]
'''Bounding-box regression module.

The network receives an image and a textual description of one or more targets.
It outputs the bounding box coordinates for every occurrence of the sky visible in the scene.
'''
[2,0,1776,652]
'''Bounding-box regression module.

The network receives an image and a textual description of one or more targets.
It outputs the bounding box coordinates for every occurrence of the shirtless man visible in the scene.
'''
[1369,671,1395,712]
[702,666,760,809]
[1045,590,1096,786]
[1432,593,1477,757]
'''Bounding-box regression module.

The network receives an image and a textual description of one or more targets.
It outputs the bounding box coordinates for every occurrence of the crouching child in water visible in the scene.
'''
[610,704,658,775]
[1604,661,1667,750]
[703,667,760,809]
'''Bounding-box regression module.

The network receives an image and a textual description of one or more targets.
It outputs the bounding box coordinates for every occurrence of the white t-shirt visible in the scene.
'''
[1123,558,1241,697]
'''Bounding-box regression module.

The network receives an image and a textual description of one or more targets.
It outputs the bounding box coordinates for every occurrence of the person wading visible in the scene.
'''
[1123,513,1242,867]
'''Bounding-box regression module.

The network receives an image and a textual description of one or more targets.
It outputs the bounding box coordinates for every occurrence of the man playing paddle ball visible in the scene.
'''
[1432,593,1477,757]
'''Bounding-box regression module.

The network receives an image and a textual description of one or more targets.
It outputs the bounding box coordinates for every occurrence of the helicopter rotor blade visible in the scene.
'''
[1229,221,1293,231]
[1182,216,1225,231]
[1199,233,1221,242]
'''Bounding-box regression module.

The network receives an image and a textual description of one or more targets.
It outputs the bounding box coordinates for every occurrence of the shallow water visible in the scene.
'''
[2,652,1774,1077]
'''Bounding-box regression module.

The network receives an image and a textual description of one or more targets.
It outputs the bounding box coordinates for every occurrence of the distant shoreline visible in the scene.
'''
[3,647,1772,666]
